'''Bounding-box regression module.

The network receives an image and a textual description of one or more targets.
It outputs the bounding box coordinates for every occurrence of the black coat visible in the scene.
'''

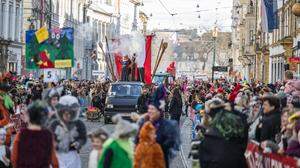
[255,110,281,142]
[137,94,149,114]
[199,128,247,168]
[199,110,248,168]
[169,97,183,121]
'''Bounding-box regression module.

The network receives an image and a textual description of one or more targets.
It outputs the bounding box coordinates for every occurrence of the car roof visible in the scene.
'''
[111,81,144,85]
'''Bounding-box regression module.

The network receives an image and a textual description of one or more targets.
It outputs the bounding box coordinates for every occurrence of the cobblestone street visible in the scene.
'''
[79,117,191,168]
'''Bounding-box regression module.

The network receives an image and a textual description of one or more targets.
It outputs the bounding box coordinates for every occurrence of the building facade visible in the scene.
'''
[231,0,256,81]
[0,0,23,74]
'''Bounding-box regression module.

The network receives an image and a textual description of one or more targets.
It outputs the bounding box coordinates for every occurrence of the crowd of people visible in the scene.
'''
[1,69,300,168]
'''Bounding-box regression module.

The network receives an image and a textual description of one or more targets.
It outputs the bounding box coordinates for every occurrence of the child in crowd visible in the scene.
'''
[98,115,137,168]
[134,121,165,168]
[88,128,109,168]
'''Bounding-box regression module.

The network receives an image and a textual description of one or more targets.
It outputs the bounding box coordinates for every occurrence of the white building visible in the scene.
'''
[86,0,116,80]
[0,0,23,74]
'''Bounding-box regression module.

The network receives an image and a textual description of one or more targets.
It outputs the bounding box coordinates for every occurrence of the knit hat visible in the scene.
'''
[112,114,138,138]
[56,95,80,122]
[139,121,156,142]
[150,84,166,112]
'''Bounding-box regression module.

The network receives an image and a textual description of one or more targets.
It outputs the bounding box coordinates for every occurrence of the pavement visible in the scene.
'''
[79,116,192,168]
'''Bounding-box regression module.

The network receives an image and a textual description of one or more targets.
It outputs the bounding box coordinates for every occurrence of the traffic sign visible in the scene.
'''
[213,66,228,72]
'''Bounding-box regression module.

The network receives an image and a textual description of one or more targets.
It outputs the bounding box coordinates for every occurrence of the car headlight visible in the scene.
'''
[106,104,114,109]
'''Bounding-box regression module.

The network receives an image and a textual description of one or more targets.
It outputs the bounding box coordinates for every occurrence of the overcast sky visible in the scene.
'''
[140,0,233,32]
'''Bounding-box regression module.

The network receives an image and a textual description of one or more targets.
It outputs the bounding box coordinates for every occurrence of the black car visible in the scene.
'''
[104,81,143,124]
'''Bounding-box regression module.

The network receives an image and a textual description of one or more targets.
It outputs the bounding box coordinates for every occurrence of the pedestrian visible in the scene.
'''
[134,121,165,168]
[98,115,137,168]
[49,95,87,168]
[198,98,248,168]
[88,128,109,168]
[136,85,180,168]
[255,96,281,142]
[43,87,62,127]
[137,86,150,114]
[11,101,58,168]
[169,87,183,124]
[0,128,11,168]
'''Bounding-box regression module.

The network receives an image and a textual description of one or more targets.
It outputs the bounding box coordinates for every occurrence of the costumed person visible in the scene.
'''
[49,95,87,168]
[198,98,248,168]
[11,101,58,168]
[135,84,181,168]
[43,86,63,127]
[121,55,131,81]
[134,121,165,168]
[0,73,14,146]
[98,115,137,168]
[88,128,109,168]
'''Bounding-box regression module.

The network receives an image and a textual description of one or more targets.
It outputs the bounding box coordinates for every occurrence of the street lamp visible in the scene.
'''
[211,26,218,82]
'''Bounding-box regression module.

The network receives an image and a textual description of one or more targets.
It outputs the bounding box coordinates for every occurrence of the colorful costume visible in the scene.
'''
[49,95,87,168]
[134,122,165,168]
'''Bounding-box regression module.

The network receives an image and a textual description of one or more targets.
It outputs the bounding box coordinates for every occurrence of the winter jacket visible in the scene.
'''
[199,110,248,168]
[255,110,281,142]
[134,122,165,168]
[169,97,183,122]
[285,139,300,157]
[137,94,150,114]
[98,138,133,168]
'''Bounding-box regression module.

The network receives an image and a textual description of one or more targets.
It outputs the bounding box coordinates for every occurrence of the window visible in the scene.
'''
[8,3,12,39]
[15,5,19,41]
[0,2,4,37]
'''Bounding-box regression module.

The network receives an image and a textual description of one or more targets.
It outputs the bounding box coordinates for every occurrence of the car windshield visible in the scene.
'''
[110,84,142,97]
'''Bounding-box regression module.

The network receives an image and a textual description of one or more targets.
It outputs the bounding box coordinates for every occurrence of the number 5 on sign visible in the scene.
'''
[35,26,49,43]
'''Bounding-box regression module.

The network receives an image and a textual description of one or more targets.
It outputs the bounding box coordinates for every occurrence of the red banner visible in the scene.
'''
[114,53,123,80]
[289,57,300,64]
[246,141,298,168]
[144,35,153,84]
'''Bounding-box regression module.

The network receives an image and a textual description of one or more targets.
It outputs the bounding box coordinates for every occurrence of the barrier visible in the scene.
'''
[246,140,299,168]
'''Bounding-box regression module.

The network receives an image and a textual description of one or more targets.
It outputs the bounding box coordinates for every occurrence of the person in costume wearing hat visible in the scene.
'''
[135,84,180,168]
[49,95,87,168]
[98,114,137,168]
[0,74,14,146]
[134,121,165,168]
[12,101,58,168]
[199,98,248,168]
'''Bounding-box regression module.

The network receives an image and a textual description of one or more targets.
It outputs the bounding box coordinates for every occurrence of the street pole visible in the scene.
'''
[49,0,52,29]
[211,36,216,82]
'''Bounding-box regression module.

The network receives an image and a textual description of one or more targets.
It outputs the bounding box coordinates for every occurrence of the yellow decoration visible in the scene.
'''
[35,26,49,43]
[288,113,300,123]
[37,61,43,65]
[55,59,72,68]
